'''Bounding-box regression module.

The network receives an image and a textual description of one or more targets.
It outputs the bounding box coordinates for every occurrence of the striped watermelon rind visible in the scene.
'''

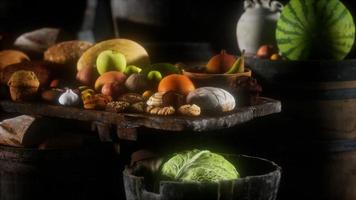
[276,0,355,60]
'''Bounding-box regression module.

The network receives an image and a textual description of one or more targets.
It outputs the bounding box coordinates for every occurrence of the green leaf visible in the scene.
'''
[161,150,240,183]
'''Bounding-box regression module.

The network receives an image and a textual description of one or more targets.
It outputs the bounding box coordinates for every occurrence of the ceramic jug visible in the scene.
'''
[236,0,283,56]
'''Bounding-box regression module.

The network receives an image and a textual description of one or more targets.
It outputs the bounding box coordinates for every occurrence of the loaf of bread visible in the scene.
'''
[0,50,30,70]
[7,70,40,101]
[44,40,92,66]
[187,87,236,113]
[1,61,52,87]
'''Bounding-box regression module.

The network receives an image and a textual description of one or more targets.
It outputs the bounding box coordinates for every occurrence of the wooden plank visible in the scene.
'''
[0,97,281,132]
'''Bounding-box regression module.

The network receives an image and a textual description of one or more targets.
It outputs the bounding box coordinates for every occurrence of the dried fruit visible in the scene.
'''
[142,90,154,100]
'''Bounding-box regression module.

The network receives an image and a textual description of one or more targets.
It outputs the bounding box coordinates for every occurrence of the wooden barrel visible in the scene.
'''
[247,59,356,140]
[123,155,281,200]
[0,144,121,200]
[246,58,356,200]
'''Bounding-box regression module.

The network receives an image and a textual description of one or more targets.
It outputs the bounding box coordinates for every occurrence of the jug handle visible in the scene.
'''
[260,0,271,8]
[271,1,284,12]
[244,0,254,10]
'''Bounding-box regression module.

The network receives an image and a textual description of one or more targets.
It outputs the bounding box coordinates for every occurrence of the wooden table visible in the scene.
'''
[0,97,281,141]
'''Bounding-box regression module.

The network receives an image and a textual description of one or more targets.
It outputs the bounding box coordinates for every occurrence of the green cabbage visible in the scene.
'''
[161,150,240,183]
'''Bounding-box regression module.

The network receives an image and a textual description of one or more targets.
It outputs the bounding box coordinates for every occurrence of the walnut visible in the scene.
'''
[146,106,175,116]
[178,104,201,117]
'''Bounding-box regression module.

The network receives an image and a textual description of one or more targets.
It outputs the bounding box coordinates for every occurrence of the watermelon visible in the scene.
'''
[276,0,355,60]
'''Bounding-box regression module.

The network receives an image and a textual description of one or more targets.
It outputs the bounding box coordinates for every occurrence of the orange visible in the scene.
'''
[158,74,195,96]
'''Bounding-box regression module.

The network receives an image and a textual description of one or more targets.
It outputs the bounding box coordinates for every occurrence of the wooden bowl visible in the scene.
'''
[183,68,252,90]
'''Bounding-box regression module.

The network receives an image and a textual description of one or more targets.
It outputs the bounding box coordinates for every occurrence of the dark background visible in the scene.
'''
[1,0,355,54]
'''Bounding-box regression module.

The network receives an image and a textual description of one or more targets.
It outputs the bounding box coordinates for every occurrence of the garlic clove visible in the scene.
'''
[58,89,80,106]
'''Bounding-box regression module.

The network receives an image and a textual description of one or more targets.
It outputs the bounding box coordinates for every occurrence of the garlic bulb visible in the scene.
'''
[58,89,79,106]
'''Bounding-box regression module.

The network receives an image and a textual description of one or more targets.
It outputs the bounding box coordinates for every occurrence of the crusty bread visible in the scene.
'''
[0,50,30,70]
[1,61,52,87]
[44,40,92,66]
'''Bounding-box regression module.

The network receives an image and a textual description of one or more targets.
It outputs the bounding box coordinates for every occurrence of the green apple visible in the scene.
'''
[147,70,162,82]
[124,65,142,75]
[96,50,127,75]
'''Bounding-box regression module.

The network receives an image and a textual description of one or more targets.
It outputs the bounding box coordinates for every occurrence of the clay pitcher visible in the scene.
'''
[236,0,283,56]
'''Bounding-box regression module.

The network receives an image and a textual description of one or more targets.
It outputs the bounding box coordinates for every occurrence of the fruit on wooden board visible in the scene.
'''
[149,63,181,77]
[270,53,282,61]
[7,70,40,102]
[94,71,127,91]
[77,38,150,72]
[276,0,355,60]
[96,50,127,75]
[187,87,236,113]
[125,73,148,92]
[142,90,153,100]
[206,50,236,74]
[0,50,30,70]
[147,70,163,82]
[225,51,245,74]
[256,45,276,59]
[101,82,125,98]
[158,74,195,96]
[124,65,142,75]
[44,40,92,67]
[76,66,96,86]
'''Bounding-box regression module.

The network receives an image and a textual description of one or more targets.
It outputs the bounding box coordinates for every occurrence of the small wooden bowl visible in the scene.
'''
[183,68,252,89]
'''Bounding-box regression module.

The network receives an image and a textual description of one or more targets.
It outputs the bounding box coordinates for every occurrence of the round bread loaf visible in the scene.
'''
[44,40,92,66]
[186,87,236,113]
